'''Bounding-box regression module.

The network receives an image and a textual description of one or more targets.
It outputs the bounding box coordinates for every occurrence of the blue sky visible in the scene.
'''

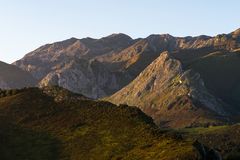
[1,0,240,63]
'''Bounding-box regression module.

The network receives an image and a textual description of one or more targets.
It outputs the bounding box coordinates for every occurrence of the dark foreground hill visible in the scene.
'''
[0,87,199,160]
[1,87,240,159]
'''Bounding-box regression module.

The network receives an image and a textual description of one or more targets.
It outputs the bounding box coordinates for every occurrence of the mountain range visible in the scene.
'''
[13,28,240,99]
[1,28,240,159]
[2,28,237,128]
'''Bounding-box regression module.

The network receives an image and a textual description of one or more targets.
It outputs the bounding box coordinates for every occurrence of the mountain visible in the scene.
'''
[0,87,202,160]
[13,29,240,99]
[12,28,240,128]
[107,51,229,128]
[13,34,135,98]
[0,61,36,89]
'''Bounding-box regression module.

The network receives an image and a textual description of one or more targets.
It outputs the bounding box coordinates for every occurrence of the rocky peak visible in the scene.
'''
[107,51,227,127]
[144,51,182,77]
[97,33,134,48]
[105,33,133,40]
[146,34,175,45]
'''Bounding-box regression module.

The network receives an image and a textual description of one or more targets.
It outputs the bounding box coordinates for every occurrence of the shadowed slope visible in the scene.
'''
[185,50,240,112]
[0,61,36,89]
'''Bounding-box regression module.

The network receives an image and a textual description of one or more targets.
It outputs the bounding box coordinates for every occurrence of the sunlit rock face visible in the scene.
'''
[14,34,134,98]
[38,59,120,99]
[107,52,228,128]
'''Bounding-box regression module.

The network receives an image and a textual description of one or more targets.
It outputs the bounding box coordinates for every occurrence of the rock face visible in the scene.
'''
[38,59,122,98]
[0,61,36,89]
[14,29,240,99]
[14,34,134,98]
[107,52,228,127]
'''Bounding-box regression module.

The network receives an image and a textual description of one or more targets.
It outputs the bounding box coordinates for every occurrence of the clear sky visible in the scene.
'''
[1,0,240,63]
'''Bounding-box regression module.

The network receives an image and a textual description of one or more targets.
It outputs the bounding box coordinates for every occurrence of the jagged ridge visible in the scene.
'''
[13,28,240,98]
[107,51,230,128]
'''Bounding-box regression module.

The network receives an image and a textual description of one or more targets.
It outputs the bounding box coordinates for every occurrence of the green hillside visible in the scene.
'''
[178,124,240,160]
[0,87,199,160]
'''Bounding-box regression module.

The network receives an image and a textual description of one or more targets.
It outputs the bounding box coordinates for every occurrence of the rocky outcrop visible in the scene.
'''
[41,86,89,102]
[107,51,228,127]
[38,59,122,98]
